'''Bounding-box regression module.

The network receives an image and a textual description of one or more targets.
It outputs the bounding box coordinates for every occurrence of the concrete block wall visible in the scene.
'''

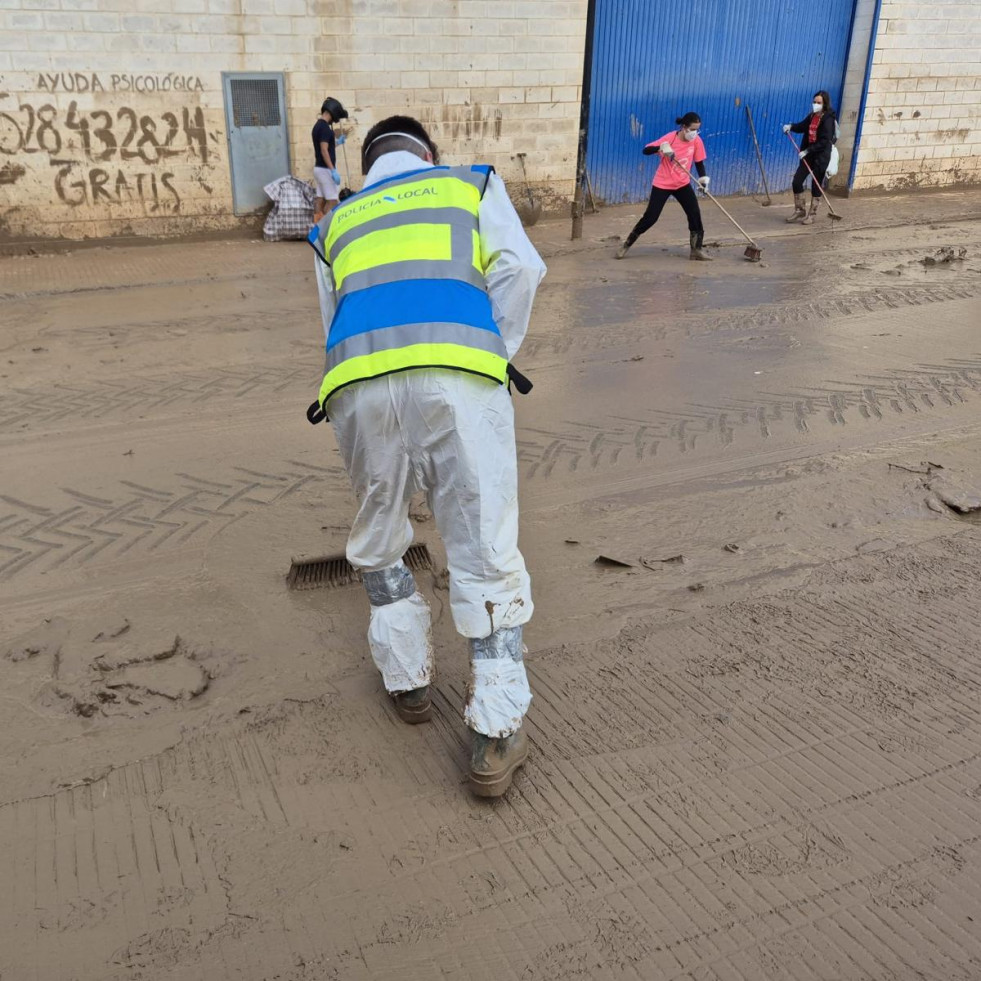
[851,0,981,191]
[0,1,297,240]
[0,0,587,241]
[320,0,587,210]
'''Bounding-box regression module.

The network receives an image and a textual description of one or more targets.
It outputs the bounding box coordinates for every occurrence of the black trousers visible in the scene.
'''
[792,154,830,196]
[627,184,703,243]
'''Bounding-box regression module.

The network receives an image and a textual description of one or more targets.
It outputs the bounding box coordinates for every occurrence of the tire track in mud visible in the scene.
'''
[0,462,346,581]
[821,235,981,262]
[688,282,981,339]
[3,330,971,444]
[5,355,981,580]
[1,305,315,356]
[0,731,284,981]
[0,243,290,300]
[516,355,981,480]
[53,309,310,352]
[523,280,981,358]
[4,534,981,979]
[0,364,317,433]
[2,280,978,437]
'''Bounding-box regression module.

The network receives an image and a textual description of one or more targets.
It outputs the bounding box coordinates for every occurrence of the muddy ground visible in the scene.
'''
[2,189,981,980]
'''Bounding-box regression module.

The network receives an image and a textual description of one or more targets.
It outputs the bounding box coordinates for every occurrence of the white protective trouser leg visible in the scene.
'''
[466,624,531,738]
[329,370,533,736]
[362,561,434,693]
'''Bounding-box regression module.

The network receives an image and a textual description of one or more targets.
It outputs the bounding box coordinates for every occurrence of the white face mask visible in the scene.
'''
[682,128,698,141]
[812,102,823,113]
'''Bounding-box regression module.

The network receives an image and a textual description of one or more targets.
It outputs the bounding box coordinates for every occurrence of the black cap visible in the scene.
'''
[321,97,348,120]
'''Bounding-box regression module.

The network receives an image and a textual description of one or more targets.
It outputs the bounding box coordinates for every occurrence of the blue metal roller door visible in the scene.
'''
[586,0,859,202]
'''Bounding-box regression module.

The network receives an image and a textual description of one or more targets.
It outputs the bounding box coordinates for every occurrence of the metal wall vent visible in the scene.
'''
[230,78,282,127]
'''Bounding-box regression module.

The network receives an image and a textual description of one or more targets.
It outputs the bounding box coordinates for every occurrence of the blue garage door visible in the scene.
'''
[586,0,858,202]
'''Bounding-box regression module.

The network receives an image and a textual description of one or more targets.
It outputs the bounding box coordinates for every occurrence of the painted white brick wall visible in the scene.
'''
[852,0,981,190]
[0,0,587,241]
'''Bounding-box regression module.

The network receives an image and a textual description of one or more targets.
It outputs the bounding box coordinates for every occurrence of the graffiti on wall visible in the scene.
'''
[36,72,205,94]
[0,73,217,216]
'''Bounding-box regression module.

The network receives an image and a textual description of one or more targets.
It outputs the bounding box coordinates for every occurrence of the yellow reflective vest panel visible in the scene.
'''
[315,165,509,409]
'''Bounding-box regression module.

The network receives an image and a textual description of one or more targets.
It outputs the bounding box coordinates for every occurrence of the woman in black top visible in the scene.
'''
[782,91,836,224]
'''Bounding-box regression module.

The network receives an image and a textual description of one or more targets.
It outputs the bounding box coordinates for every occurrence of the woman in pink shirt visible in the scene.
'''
[615,112,712,262]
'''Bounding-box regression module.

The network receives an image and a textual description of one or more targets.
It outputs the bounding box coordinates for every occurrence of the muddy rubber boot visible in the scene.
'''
[393,685,432,724]
[785,193,807,222]
[689,231,713,261]
[801,198,820,225]
[614,235,635,259]
[469,727,529,798]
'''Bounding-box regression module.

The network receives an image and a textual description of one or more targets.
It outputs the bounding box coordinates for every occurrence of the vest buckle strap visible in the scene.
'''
[506,364,533,395]
[306,399,329,424]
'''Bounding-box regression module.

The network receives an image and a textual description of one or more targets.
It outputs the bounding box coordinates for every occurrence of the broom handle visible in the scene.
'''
[784,130,841,217]
[671,156,761,248]
[340,138,352,187]
[746,105,771,201]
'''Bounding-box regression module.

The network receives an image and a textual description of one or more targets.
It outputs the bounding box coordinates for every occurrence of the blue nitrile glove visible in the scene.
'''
[330,168,340,184]
[336,134,346,145]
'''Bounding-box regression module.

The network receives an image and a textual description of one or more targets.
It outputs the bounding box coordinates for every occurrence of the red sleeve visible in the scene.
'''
[693,136,707,163]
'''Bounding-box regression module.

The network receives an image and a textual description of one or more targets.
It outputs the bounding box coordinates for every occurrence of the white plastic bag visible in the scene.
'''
[826,145,840,179]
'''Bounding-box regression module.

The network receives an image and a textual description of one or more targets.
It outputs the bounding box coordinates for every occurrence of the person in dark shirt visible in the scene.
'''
[783,91,837,224]
[312,97,348,220]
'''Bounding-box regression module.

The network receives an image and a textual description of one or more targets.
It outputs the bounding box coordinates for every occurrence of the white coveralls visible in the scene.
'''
[316,151,546,738]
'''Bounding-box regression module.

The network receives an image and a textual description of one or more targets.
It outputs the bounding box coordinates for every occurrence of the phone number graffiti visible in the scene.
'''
[0,101,210,165]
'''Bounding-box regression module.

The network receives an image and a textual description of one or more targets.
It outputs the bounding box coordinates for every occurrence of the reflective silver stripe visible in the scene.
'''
[470,626,524,662]
[327,166,487,247]
[326,321,507,372]
[447,165,489,190]
[312,211,333,258]
[328,207,477,265]
[452,218,478,274]
[362,165,486,195]
[355,165,486,196]
[337,259,485,298]
[363,562,416,606]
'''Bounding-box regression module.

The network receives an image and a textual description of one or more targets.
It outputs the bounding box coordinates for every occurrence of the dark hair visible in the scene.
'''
[675,112,701,127]
[361,115,439,174]
[812,91,833,114]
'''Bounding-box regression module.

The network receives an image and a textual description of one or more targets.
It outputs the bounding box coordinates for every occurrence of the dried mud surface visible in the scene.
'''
[2,190,981,979]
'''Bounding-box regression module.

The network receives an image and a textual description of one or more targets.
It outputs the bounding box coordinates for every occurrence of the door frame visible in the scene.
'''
[221,71,291,215]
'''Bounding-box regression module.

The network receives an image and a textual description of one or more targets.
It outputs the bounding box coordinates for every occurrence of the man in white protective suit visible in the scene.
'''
[308,115,546,797]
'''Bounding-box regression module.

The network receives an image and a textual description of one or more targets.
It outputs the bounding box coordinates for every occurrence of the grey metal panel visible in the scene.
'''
[222,72,291,215]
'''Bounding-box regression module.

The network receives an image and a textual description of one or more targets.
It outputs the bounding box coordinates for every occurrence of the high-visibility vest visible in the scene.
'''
[314,164,509,409]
